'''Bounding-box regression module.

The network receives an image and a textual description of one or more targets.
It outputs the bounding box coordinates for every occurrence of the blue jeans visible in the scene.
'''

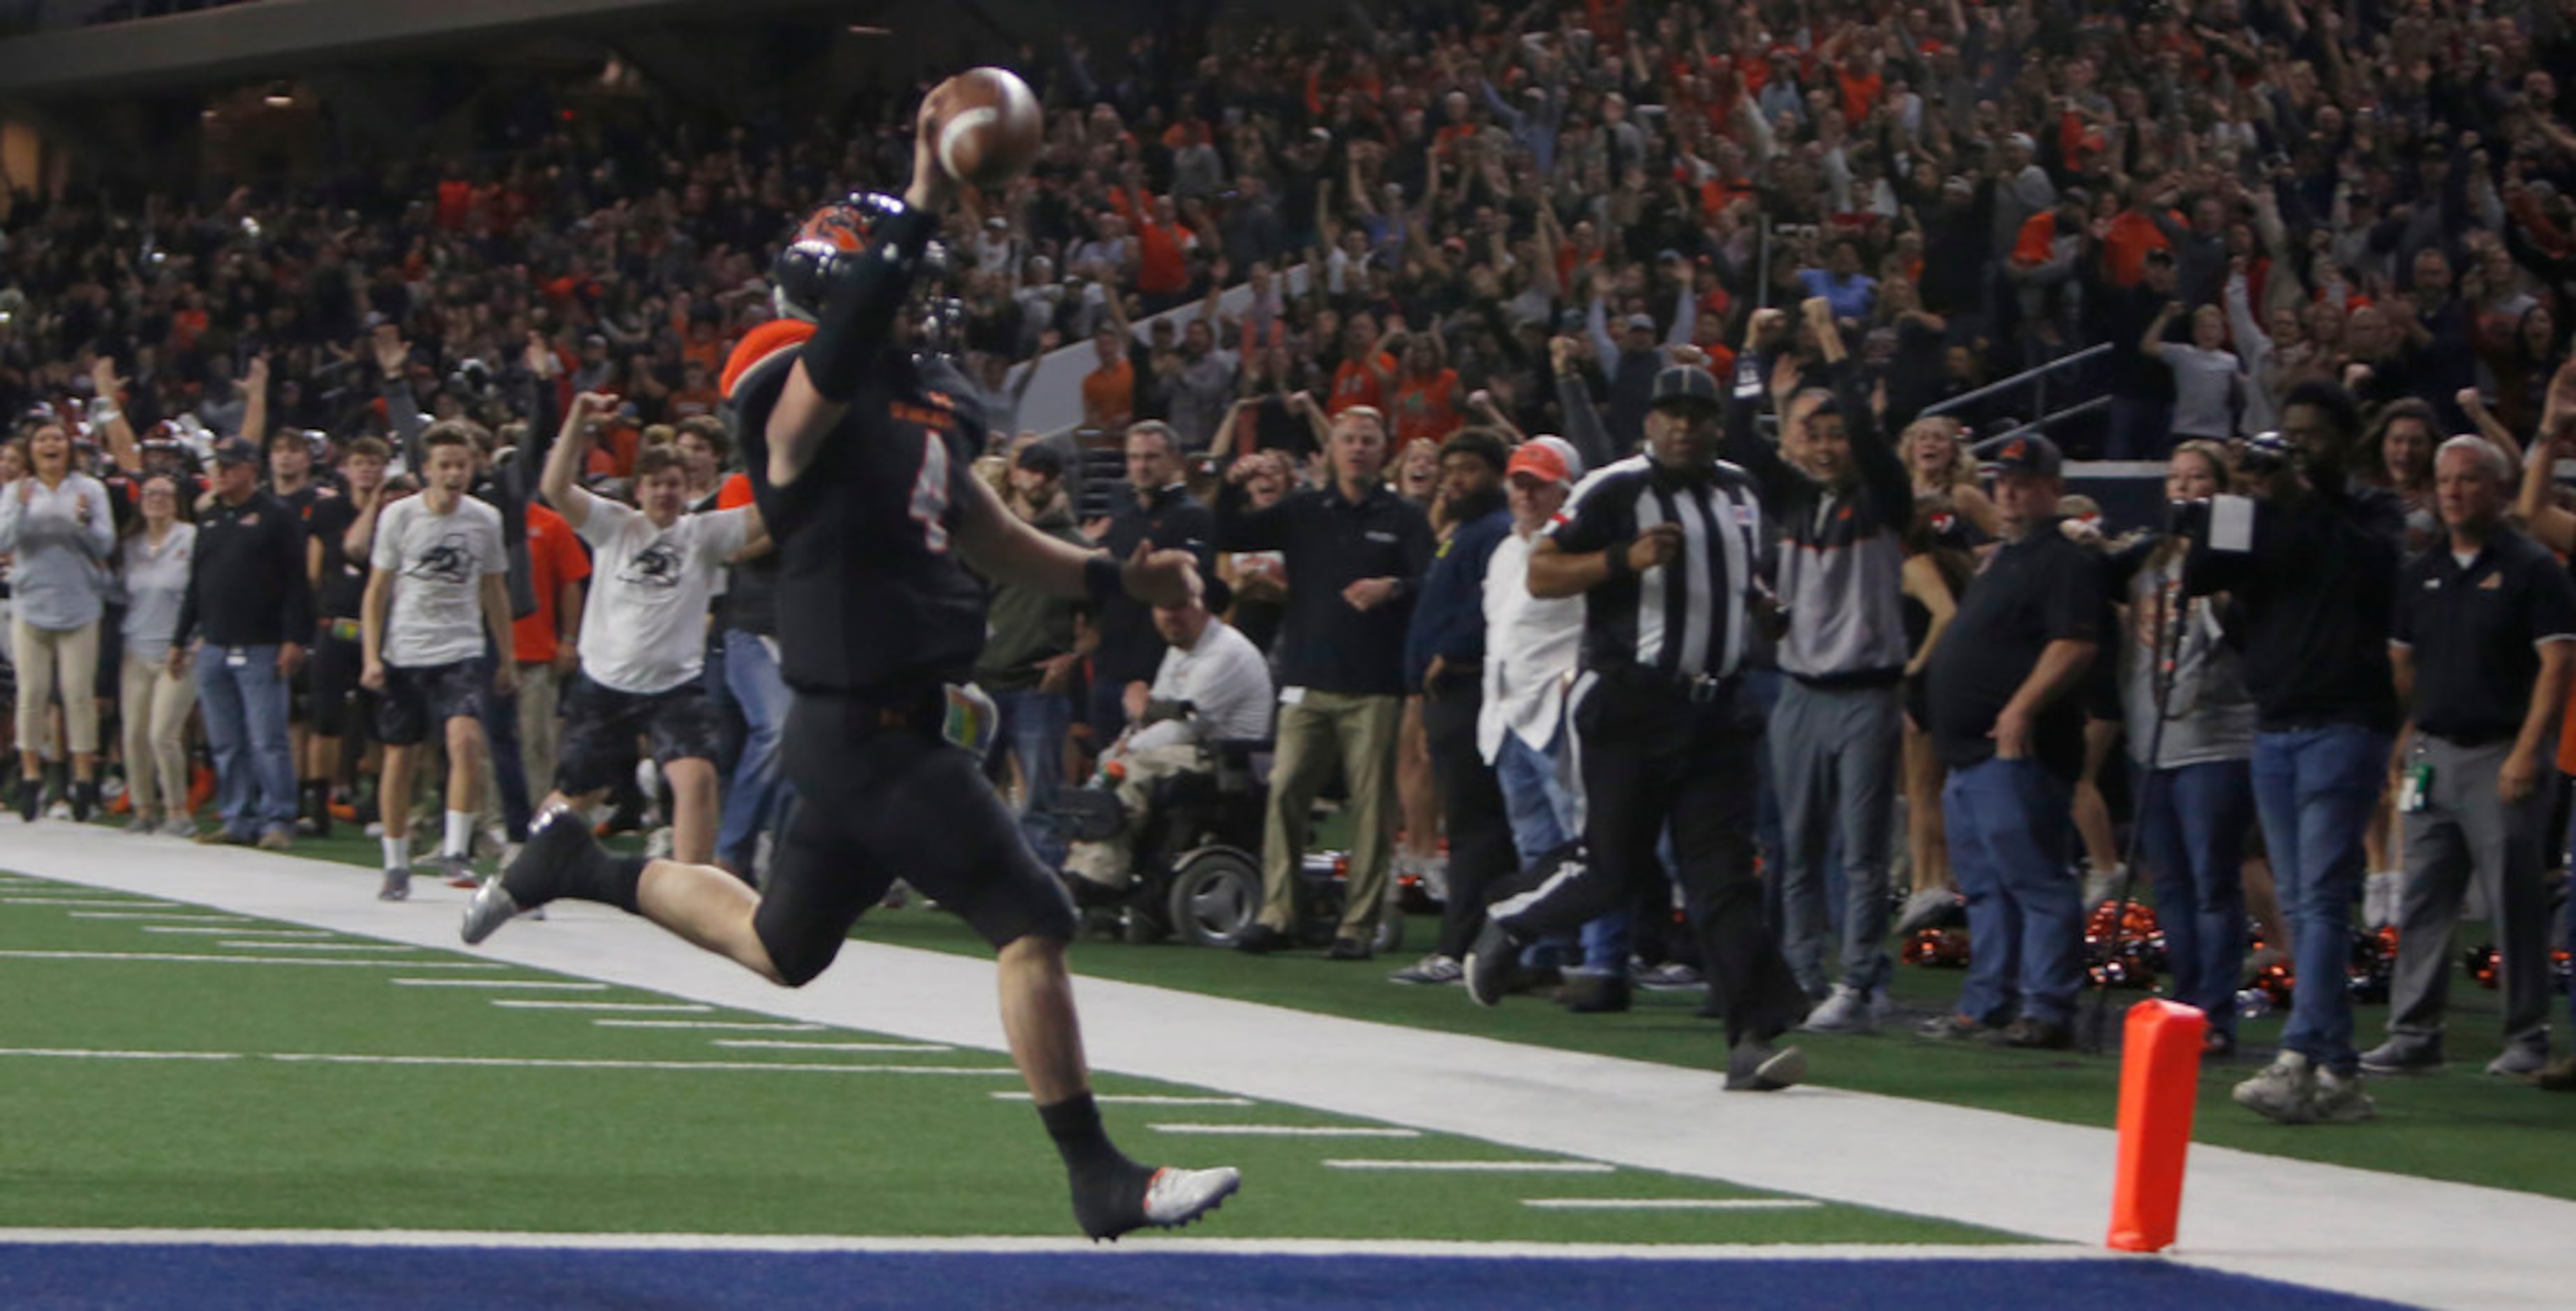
[481,681,530,842]
[715,630,796,873]
[1943,756,2082,1026]
[2251,723,2392,1075]
[1497,730,1630,975]
[988,684,1072,871]
[195,644,295,836]
[2138,759,2251,1042]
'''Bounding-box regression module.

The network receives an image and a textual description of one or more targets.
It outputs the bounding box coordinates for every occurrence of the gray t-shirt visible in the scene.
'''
[371,494,507,667]
[2122,560,2255,768]
[118,522,196,667]
[2162,345,2242,440]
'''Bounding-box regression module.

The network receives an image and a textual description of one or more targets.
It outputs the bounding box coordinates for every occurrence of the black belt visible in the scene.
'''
[794,686,944,736]
[1607,662,1739,705]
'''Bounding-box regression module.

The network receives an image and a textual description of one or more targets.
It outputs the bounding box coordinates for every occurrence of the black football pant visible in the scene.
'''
[1419,675,1517,962]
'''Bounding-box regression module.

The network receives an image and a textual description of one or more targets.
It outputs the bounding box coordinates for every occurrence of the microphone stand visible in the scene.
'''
[2083,527,2196,1053]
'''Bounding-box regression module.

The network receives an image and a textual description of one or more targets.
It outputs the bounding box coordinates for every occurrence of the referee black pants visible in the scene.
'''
[1487,672,1806,1046]
[1420,674,1517,962]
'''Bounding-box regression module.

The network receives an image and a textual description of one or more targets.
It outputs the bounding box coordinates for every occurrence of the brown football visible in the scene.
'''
[928,66,1042,190]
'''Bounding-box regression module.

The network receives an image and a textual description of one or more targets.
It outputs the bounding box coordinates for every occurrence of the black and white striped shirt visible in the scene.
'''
[1543,454,1768,681]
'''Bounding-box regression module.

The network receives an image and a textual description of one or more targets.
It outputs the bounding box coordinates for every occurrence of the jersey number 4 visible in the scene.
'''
[907,432,951,553]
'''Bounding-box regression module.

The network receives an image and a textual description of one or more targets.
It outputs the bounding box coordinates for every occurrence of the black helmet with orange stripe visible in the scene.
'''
[770,192,911,323]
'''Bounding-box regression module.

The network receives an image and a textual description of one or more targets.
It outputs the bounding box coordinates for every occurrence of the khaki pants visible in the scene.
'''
[1259,691,1401,937]
[119,652,196,821]
[13,616,100,755]
[1064,742,1208,889]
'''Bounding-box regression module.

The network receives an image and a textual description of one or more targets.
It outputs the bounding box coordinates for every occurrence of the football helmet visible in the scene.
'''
[771,192,911,323]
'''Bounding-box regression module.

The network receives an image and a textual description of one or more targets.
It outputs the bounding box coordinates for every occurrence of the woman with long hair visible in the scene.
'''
[2357,398,2440,556]
[0,423,117,821]
[1893,494,1975,933]
[1901,415,1999,538]
[2113,441,2258,1055]
[116,473,200,836]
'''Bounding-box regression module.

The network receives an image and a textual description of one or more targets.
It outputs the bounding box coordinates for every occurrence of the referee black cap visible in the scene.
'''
[1650,364,1722,413]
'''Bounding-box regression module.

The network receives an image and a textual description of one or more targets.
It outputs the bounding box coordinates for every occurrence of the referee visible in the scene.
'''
[462,90,1238,1239]
[1464,364,1810,1092]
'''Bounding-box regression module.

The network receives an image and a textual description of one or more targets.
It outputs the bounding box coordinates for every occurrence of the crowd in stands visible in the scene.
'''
[5,0,2576,1105]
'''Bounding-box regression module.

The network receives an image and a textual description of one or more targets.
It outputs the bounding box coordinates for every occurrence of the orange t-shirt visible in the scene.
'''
[1391,369,1461,446]
[2012,211,2058,267]
[2100,210,2174,288]
[1837,69,1883,124]
[512,501,592,665]
[1330,353,1397,415]
[1082,357,1136,429]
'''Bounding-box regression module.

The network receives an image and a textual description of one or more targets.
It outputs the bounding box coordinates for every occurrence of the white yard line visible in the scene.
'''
[1325,1160,1616,1174]
[992,1092,1253,1106]
[67,912,250,921]
[143,926,332,938]
[1522,1199,1821,1212]
[0,949,492,968]
[715,1039,953,1053]
[0,1048,241,1062]
[1149,1124,1420,1139]
[593,1019,826,1032]
[0,898,181,908]
[211,940,415,952]
[0,1228,2085,1260]
[6,822,2570,1310]
[486,1000,711,1012]
[265,1053,1020,1076]
[389,979,608,991]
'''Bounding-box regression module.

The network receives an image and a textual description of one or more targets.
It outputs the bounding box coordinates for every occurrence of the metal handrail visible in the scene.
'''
[1922,343,2112,422]
[1967,396,2111,452]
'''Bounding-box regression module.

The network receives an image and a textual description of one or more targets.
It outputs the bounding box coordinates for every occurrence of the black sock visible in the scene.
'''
[1041,1094,1159,1238]
[1038,1092,1133,1176]
[507,830,646,916]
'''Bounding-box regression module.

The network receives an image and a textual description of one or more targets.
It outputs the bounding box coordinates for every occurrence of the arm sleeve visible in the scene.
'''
[1586,298,1620,383]
[278,514,314,642]
[697,507,754,566]
[480,511,510,577]
[574,496,636,549]
[1544,473,1627,554]
[370,501,405,573]
[385,377,429,474]
[2522,556,2576,646]
[79,482,116,561]
[1555,372,1616,475]
[173,537,200,649]
[1210,480,1292,552]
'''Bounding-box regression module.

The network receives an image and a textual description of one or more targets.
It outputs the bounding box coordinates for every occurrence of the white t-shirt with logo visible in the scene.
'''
[373,494,507,668]
[574,498,750,695]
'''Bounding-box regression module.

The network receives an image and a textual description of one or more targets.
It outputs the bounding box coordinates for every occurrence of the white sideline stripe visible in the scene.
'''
[213,940,415,952]
[389,979,608,991]
[1326,1160,1615,1174]
[68,912,248,921]
[992,1092,1251,1106]
[1149,1124,1419,1139]
[715,1039,953,1053]
[1524,1199,1823,1213]
[593,1020,825,1032]
[0,898,182,908]
[0,1048,240,1062]
[265,1053,1018,1076]
[0,950,495,969]
[488,1000,710,1013]
[144,926,332,938]
[0,1229,2089,1260]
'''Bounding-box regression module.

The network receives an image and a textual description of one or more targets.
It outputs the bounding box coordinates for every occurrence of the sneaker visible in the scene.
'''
[1326,935,1373,961]
[195,827,251,847]
[2081,866,2124,911]
[1725,1037,1808,1091]
[1893,887,1964,936]
[1915,1013,1990,1042]
[1558,972,1632,1014]
[460,878,523,945]
[255,828,294,852]
[2485,1046,2550,1078]
[13,777,38,822]
[1462,920,1522,1007]
[2536,1055,2576,1092]
[122,811,158,836]
[1232,923,1290,956]
[161,817,199,840]
[378,867,412,902]
[2310,1065,2376,1123]
[70,780,98,823]
[1630,960,1704,991]
[1801,984,1874,1034]
[2358,1037,2443,1075]
[1387,954,1461,985]
[1988,1016,2075,1050]
[437,852,479,889]
[1073,1164,1242,1241]
[2233,1051,2318,1123]
[364,820,385,838]
[2362,871,2400,929]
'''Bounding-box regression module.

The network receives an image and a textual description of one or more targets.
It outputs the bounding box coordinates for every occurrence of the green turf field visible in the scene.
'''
[0,868,2007,1245]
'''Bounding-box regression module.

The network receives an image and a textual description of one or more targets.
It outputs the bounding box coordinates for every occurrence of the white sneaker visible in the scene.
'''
[1893,888,1962,936]
[2233,1051,2319,1123]
[2311,1065,2376,1123]
[1387,954,1461,985]
[2362,871,2399,930]
[2082,866,2125,910]
[1801,984,1874,1033]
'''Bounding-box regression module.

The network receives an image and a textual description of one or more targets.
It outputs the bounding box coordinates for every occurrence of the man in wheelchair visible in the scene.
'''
[1062,581,1274,900]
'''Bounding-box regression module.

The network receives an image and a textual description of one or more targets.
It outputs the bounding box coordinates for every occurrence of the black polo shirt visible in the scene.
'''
[1094,483,1214,684]
[1925,518,2105,779]
[2392,526,2576,746]
[176,489,315,651]
[1214,478,1434,697]
[2184,484,2404,734]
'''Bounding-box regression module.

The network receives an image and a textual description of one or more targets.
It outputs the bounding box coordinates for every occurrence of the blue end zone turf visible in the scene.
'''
[0,1245,2409,1310]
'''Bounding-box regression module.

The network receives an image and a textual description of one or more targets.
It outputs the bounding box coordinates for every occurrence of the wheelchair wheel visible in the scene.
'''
[1166,847,1263,949]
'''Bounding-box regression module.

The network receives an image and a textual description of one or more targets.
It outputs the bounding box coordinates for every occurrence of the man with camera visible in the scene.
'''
[2183,380,2405,1124]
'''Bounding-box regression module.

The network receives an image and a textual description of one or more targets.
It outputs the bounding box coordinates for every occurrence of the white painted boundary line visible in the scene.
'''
[0,1048,240,1062]
[593,1019,824,1032]
[0,950,495,968]
[267,1053,1019,1076]
[1149,1124,1420,1139]
[1524,1199,1823,1212]
[67,912,249,921]
[0,1229,2087,1260]
[144,926,331,938]
[212,940,414,952]
[0,898,181,908]
[715,1039,954,1053]
[1326,1160,1616,1174]
[992,1092,1252,1106]
[488,1000,710,1013]
[389,979,608,991]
